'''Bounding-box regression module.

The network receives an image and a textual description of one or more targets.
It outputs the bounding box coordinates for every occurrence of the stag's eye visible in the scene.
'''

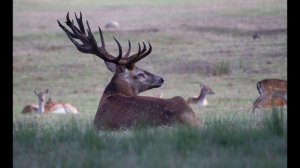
[137,73,145,78]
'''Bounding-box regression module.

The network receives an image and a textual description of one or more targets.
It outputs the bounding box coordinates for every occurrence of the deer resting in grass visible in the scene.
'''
[22,89,78,114]
[44,97,79,114]
[252,79,287,113]
[57,12,202,130]
[22,89,49,114]
[187,83,215,107]
[22,95,39,114]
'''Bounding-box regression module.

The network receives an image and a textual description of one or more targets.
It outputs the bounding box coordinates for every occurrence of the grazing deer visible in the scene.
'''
[187,83,215,107]
[252,79,287,113]
[57,12,202,130]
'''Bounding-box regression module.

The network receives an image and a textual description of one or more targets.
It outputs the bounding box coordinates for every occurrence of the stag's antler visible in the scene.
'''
[57,12,152,68]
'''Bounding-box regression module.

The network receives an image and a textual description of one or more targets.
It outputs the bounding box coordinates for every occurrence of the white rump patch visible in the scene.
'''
[51,109,66,114]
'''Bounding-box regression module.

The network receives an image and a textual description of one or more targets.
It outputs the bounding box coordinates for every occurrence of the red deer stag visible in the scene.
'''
[252,79,287,113]
[57,12,202,130]
[187,83,215,107]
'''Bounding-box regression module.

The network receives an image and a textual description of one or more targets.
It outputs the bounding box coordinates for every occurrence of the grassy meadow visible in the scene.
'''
[13,0,287,167]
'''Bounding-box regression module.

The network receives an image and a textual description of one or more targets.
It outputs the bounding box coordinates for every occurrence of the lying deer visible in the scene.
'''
[187,83,215,107]
[22,89,50,114]
[44,97,78,114]
[22,104,39,113]
[57,12,202,130]
[252,79,287,113]
[21,91,40,113]
[22,89,78,114]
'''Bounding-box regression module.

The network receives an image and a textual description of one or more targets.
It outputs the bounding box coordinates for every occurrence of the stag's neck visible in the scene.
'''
[103,76,136,97]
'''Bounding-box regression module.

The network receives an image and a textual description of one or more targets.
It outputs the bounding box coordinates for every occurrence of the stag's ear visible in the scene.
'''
[104,61,116,72]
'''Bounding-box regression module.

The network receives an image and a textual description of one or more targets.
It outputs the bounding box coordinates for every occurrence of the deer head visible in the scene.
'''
[199,83,215,96]
[57,12,163,96]
[34,88,49,113]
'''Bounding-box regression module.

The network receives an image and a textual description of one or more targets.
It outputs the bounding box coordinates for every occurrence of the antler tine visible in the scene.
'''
[65,12,71,26]
[85,20,119,62]
[133,41,152,64]
[123,40,131,58]
[75,12,85,34]
[97,26,122,62]
[57,20,89,53]
[59,12,146,65]
[65,12,82,39]
[65,13,88,43]
[124,41,147,61]
[139,42,147,55]
[86,20,122,62]
[123,43,141,67]
[70,20,89,42]
[112,36,123,62]
[98,26,105,48]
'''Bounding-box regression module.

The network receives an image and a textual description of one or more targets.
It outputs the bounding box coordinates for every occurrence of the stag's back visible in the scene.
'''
[95,94,201,130]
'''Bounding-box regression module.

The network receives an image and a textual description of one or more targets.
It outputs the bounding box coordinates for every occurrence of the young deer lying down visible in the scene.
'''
[22,89,78,114]
[44,97,78,114]
[22,95,39,114]
[58,12,202,130]
[252,79,287,113]
[22,89,49,114]
[187,83,215,107]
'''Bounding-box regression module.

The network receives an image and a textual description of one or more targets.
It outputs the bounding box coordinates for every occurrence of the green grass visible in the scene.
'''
[13,0,286,167]
[13,110,286,168]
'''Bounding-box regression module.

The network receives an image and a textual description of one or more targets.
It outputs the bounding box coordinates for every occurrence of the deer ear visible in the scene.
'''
[104,61,116,72]
[45,88,49,94]
[34,90,38,95]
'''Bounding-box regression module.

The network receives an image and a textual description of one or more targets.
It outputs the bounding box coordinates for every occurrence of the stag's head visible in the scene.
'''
[57,12,164,95]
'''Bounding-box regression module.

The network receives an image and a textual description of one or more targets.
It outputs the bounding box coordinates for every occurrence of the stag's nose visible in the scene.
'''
[160,78,164,84]
[153,76,164,88]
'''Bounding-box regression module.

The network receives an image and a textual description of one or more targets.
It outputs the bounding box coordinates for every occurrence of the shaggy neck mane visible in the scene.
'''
[103,75,135,97]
